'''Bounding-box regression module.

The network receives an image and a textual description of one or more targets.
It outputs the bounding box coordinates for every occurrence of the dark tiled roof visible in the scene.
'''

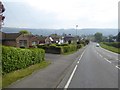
[2,32,21,40]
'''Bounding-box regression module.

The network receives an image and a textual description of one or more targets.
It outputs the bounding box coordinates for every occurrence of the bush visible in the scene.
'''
[2,46,45,75]
[102,42,120,48]
[37,44,82,54]
[61,45,77,53]
[77,44,82,49]
[56,43,68,46]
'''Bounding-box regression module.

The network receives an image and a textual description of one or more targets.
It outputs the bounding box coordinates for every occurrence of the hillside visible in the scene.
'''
[2,27,118,36]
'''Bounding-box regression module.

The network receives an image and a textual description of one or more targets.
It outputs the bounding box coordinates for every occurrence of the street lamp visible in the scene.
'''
[75,25,78,43]
[76,25,78,36]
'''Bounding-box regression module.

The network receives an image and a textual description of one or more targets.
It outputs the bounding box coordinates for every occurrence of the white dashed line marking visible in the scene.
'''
[64,49,86,89]
[104,58,111,63]
[116,59,119,60]
[77,61,79,64]
[99,54,103,57]
[116,66,120,69]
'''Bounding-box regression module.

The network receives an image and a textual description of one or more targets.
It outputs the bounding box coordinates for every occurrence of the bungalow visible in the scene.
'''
[1,32,39,48]
[50,34,64,44]
[64,35,76,44]
[45,36,54,44]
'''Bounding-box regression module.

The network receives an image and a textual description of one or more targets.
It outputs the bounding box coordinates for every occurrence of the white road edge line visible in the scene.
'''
[64,50,85,89]
[64,65,78,89]
[100,46,118,55]
[77,61,79,64]
[104,58,111,63]
[116,66,120,69]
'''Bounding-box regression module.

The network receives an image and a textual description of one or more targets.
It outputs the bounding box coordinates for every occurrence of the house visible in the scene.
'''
[37,35,46,44]
[1,32,39,48]
[50,34,64,44]
[45,36,54,44]
[64,35,76,44]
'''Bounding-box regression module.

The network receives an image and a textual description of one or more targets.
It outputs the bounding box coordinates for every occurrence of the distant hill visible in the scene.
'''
[2,27,118,36]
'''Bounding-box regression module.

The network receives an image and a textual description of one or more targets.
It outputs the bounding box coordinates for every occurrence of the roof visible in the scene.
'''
[49,37,53,41]
[1,32,21,40]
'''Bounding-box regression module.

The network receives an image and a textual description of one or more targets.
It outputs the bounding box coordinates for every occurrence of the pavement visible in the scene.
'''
[7,45,86,88]
[58,42,119,88]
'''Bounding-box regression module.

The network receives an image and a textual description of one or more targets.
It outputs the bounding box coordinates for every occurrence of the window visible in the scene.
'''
[19,40,27,47]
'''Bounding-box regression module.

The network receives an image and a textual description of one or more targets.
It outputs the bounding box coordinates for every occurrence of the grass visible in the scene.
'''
[100,43,120,54]
[2,61,51,88]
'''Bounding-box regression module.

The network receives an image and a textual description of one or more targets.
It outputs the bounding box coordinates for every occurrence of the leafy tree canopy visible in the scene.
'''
[94,32,103,42]
[19,30,30,34]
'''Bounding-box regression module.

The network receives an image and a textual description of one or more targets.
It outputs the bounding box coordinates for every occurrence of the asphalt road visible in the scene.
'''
[5,42,119,89]
[7,46,86,88]
[58,42,119,88]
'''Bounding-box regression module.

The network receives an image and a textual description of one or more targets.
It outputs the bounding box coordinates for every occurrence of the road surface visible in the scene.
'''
[7,46,86,88]
[58,42,119,88]
[5,42,119,89]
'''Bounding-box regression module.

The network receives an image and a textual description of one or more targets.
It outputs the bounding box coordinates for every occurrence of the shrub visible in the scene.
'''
[56,43,68,46]
[37,44,81,54]
[102,42,120,48]
[61,44,77,53]
[77,44,82,49]
[2,46,45,75]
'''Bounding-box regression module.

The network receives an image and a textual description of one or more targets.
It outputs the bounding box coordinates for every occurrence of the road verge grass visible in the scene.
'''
[100,42,120,54]
[2,61,51,88]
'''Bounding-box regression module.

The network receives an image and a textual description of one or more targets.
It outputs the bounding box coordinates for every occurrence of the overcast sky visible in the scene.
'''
[2,0,119,29]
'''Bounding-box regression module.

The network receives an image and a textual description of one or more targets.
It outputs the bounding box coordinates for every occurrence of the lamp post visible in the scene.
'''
[76,25,78,36]
[76,25,78,43]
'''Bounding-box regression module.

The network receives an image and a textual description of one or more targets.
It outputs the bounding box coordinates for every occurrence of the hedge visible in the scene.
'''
[102,42,120,48]
[2,46,45,75]
[37,44,82,54]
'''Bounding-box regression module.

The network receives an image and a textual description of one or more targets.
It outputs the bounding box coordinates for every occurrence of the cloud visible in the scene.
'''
[3,0,119,29]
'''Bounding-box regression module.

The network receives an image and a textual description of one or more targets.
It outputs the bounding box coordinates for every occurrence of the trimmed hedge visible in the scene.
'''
[61,45,77,53]
[37,44,82,54]
[100,42,120,54]
[2,46,45,75]
[102,42,120,48]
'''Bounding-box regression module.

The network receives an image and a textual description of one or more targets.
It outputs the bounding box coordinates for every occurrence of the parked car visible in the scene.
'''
[96,43,100,47]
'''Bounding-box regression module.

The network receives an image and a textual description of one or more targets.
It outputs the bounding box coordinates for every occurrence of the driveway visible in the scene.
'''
[7,47,86,88]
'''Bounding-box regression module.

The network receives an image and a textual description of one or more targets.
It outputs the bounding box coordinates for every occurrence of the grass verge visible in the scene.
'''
[100,43,120,54]
[2,61,51,88]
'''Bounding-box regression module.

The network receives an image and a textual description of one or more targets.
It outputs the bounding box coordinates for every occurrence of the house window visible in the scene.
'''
[32,41,37,45]
[19,40,27,47]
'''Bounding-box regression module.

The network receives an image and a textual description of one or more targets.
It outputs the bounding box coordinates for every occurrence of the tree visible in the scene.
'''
[19,30,30,34]
[117,32,120,42]
[68,40,71,44]
[85,39,89,44]
[0,1,5,29]
[94,32,103,42]
[108,35,114,42]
